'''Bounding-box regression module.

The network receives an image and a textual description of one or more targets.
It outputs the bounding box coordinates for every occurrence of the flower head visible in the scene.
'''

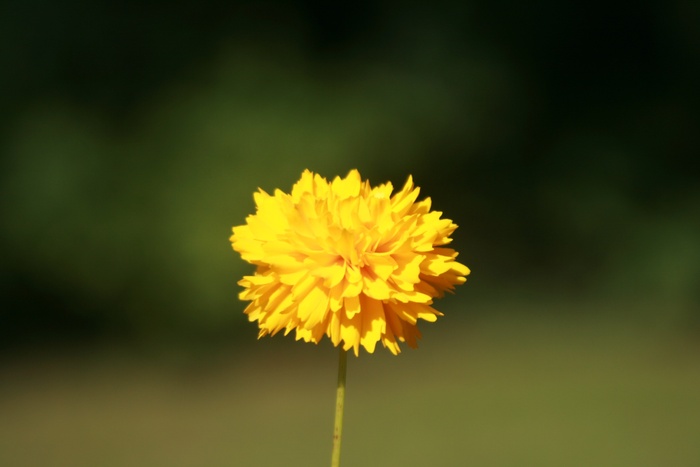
[230,169,469,355]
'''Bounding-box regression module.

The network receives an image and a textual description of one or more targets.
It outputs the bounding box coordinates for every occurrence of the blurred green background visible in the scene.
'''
[1,1,699,466]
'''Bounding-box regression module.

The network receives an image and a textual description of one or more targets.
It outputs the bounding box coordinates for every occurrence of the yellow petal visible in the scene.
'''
[297,282,329,329]
[364,253,397,280]
[344,295,361,318]
[359,294,386,354]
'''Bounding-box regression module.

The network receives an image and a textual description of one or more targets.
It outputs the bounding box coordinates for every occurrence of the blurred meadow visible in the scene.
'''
[1,1,699,466]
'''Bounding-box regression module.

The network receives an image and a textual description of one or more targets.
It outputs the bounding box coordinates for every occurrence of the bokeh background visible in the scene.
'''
[1,1,699,466]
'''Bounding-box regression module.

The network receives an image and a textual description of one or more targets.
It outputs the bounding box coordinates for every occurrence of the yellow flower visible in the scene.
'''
[230,169,470,355]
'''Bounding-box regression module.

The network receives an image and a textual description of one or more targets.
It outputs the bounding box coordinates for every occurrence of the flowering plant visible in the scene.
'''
[231,169,469,465]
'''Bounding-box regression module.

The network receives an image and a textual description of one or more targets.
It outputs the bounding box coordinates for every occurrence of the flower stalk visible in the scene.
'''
[331,348,348,467]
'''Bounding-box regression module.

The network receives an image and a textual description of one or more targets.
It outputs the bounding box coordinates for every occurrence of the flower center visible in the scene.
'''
[336,228,370,268]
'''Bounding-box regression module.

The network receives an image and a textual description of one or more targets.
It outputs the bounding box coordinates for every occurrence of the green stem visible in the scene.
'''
[331,348,348,467]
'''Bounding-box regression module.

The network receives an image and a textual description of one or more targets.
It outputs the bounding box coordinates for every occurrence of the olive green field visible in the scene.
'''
[2,299,698,466]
